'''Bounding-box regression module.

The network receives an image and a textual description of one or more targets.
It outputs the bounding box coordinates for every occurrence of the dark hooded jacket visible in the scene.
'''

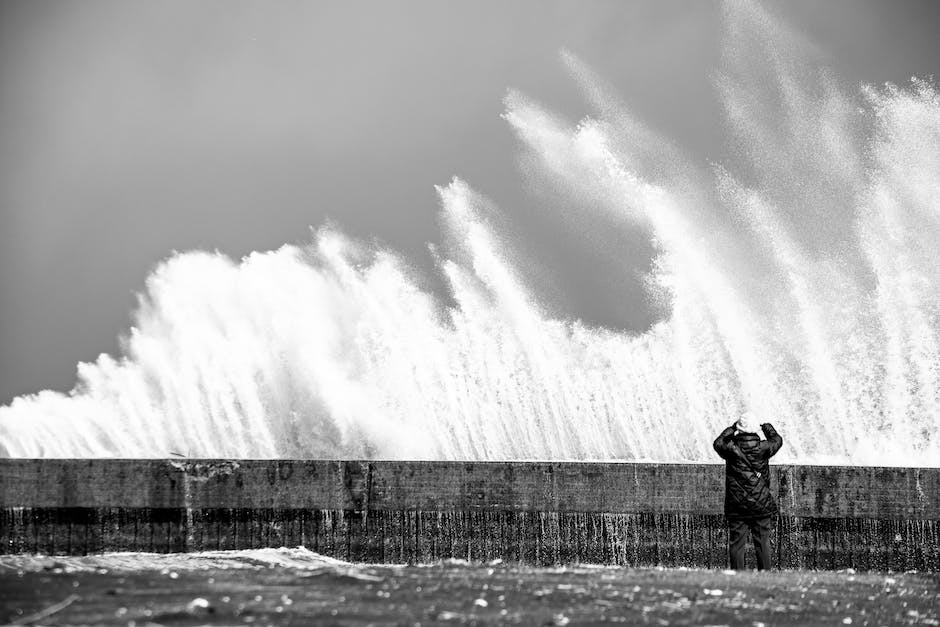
[713,423,783,520]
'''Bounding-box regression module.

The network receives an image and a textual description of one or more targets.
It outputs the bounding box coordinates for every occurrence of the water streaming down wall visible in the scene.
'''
[1,2,940,465]
[2,460,938,570]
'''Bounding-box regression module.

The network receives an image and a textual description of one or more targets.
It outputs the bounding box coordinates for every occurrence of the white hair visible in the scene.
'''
[735,412,764,437]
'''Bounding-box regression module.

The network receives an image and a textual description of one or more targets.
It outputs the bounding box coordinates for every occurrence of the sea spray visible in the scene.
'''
[1,1,939,464]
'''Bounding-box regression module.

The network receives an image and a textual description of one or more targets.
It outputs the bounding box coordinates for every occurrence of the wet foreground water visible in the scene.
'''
[1,549,938,625]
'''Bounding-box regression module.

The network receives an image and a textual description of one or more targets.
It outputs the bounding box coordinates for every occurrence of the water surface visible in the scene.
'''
[2,548,938,625]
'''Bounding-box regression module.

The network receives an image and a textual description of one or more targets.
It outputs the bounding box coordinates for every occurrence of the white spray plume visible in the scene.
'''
[2,1,939,465]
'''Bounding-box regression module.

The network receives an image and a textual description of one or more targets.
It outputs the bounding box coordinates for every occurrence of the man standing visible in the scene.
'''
[713,414,783,570]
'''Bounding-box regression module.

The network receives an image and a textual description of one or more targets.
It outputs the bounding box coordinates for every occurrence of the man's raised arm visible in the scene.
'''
[761,423,783,458]
[713,425,738,461]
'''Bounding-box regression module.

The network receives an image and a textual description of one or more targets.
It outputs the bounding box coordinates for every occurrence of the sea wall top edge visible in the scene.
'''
[1,458,937,472]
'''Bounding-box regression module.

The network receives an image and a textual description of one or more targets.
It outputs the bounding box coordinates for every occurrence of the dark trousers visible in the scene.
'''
[728,516,773,570]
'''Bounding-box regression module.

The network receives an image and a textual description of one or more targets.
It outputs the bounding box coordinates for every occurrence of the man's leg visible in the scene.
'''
[750,516,773,571]
[727,519,749,570]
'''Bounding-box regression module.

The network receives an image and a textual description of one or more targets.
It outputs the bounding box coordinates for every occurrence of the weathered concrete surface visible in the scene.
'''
[4,460,938,517]
[1,460,938,570]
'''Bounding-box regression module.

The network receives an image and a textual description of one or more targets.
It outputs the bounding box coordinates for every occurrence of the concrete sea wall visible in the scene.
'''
[1,460,938,570]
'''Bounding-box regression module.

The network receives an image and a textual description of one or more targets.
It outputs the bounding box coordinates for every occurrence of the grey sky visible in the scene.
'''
[1,0,938,404]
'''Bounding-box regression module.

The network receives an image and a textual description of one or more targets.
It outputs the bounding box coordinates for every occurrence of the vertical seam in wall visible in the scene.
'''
[366,462,374,522]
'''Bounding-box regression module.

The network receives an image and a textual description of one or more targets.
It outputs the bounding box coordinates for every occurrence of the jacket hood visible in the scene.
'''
[734,432,762,449]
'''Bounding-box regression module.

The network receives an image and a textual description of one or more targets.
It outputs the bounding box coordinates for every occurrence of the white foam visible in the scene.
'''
[0,546,354,573]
